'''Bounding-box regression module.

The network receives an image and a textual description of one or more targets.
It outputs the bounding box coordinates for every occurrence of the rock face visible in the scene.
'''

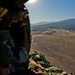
[28,51,73,75]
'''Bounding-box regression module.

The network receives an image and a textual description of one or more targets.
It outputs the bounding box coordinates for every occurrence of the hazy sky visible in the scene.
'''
[25,0,75,23]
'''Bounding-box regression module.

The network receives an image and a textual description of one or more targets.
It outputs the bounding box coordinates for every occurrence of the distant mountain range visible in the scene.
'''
[31,19,75,31]
[31,22,50,26]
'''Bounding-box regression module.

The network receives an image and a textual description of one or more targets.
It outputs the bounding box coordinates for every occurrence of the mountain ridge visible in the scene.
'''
[32,18,75,25]
[31,18,75,31]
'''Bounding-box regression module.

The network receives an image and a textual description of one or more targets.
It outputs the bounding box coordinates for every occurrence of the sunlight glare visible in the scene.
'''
[28,0,37,4]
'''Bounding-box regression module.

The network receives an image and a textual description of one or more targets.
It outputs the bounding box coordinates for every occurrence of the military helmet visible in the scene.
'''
[0,43,13,67]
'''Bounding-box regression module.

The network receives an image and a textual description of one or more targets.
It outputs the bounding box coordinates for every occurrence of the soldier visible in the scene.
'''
[9,6,31,54]
[0,0,31,54]
[0,0,31,75]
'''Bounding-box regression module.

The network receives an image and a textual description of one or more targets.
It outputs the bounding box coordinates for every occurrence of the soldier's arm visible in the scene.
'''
[29,59,45,71]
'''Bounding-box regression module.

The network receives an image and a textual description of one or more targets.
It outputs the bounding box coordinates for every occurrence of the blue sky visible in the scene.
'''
[25,0,75,23]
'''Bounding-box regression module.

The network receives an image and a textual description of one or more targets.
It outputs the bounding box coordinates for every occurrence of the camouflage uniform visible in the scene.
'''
[28,51,72,75]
